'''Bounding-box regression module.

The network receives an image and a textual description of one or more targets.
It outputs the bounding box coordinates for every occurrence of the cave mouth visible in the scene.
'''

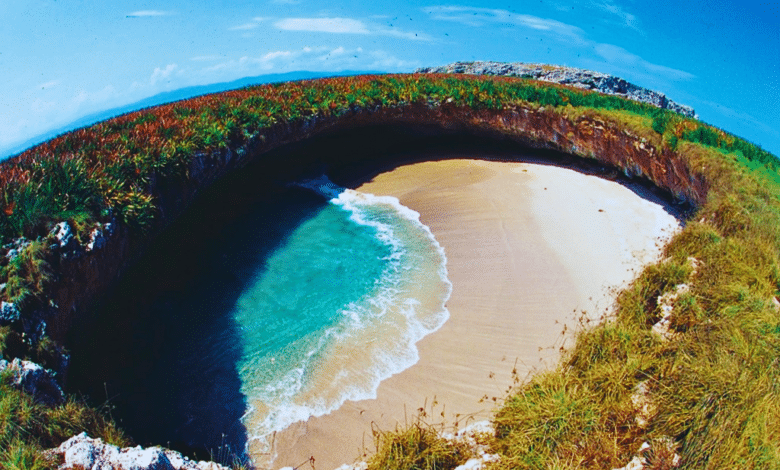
[64,125,690,464]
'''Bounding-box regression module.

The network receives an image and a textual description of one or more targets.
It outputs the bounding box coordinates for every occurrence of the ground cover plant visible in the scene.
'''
[0,72,778,469]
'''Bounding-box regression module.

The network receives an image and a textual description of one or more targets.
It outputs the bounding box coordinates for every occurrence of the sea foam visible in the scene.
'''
[237,181,451,464]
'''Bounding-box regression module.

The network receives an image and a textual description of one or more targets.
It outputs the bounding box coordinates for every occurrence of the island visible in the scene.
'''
[1,66,778,470]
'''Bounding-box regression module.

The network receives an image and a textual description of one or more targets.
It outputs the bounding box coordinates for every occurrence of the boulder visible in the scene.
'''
[51,221,81,258]
[87,221,115,252]
[0,300,21,324]
[51,433,231,470]
[0,358,65,405]
[3,237,31,261]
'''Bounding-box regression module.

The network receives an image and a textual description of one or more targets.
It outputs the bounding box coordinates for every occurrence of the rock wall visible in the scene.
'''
[43,100,707,347]
[416,61,697,118]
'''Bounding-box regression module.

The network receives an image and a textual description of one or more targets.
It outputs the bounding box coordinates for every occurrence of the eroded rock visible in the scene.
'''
[0,358,65,405]
[87,221,115,252]
[416,61,696,118]
[0,300,21,324]
[50,433,230,470]
[3,237,30,261]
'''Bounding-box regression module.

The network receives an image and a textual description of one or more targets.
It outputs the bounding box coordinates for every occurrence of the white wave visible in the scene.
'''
[241,186,453,463]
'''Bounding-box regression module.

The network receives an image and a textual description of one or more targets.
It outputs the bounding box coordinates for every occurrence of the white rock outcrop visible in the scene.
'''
[416,61,696,118]
[49,433,230,470]
[0,357,65,405]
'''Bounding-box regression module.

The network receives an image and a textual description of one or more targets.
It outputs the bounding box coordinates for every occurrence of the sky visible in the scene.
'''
[1,1,778,158]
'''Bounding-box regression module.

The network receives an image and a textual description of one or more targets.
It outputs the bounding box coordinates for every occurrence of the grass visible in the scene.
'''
[0,373,130,470]
[472,142,780,469]
[0,72,778,469]
[368,416,472,470]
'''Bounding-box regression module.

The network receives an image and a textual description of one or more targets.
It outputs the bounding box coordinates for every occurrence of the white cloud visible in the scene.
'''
[198,45,413,78]
[126,10,171,18]
[262,50,294,61]
[367,50,420,71]
[37,80,60,90]
[424,5,688,85]
[376,27,430,41]
[230,17,269,31]
[591,1,641,32]
[423,5,584,40]
[594,44,694,81]
[72,85,117,106]
[274,17,431,41]
[276,17,370,34]
[150,63,179,85]
[230,23,260,31]
[0,83,133,154]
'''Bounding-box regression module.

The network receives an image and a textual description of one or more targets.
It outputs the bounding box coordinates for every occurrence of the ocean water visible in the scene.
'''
[238,184,452,461]
[68,176,450,465]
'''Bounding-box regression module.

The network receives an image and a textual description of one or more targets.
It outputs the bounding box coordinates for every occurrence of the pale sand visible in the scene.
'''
[271,157,681,470]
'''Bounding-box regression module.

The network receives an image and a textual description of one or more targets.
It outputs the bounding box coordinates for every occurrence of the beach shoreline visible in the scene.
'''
[269,156,681,470]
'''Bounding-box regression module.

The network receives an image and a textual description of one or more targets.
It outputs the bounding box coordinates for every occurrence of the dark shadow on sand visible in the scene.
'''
[285,125,694,222]
[67,159,329,464]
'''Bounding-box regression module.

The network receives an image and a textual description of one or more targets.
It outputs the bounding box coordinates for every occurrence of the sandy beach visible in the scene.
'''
[271,156,681,470]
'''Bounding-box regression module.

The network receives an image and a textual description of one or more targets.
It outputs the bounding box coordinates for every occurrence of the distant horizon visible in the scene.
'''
[0,69,374,159]
[3,2,778,157]
[0,63,706,160]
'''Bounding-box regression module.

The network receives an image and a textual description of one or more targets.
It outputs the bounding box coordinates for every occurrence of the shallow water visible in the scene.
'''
[68,181,450,465]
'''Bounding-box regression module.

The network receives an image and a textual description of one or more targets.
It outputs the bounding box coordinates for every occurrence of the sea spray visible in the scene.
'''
[235,181,452,465]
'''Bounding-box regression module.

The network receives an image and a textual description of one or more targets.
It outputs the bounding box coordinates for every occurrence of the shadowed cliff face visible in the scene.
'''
[67,168,328,462]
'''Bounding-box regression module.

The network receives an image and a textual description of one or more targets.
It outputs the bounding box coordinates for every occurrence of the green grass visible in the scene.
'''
[368,414,472,470]
[478,140,780,469]
[0,373,130,470]
[0,72,778,468]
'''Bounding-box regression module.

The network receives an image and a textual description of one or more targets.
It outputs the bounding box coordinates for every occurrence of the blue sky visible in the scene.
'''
[1,1,778,157]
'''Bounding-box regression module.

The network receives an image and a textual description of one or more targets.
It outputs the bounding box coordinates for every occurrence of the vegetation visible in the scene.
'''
[368,416,472,470]
[0,373,129,470]
[0,72,778,468]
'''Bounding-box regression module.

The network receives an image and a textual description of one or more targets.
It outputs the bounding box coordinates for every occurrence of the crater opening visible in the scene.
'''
[65,125,690,466]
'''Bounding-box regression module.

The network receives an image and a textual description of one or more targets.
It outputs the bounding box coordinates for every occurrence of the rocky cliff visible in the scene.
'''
[416,61,696,118]
[33,99,708,355]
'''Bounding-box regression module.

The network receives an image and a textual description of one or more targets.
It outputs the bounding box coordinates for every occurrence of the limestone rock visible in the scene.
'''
[0,358,65,405]
[51,433,231,470]
[52,221,76,250]
[3,237,30,261]
[87,221,115,252]
[0,300,21,324]
[416,61,696,118]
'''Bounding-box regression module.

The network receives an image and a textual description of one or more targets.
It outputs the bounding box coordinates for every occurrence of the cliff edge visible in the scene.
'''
[416,61,696,118]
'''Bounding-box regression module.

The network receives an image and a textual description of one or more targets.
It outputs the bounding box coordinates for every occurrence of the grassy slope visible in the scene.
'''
[0,74,778,469]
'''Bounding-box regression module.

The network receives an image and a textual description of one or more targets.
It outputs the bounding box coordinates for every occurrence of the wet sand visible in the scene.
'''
[271,157,680,470]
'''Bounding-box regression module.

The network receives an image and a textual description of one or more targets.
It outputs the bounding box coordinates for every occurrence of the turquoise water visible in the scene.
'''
[232,186,452,459]
[68,178,451,464]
